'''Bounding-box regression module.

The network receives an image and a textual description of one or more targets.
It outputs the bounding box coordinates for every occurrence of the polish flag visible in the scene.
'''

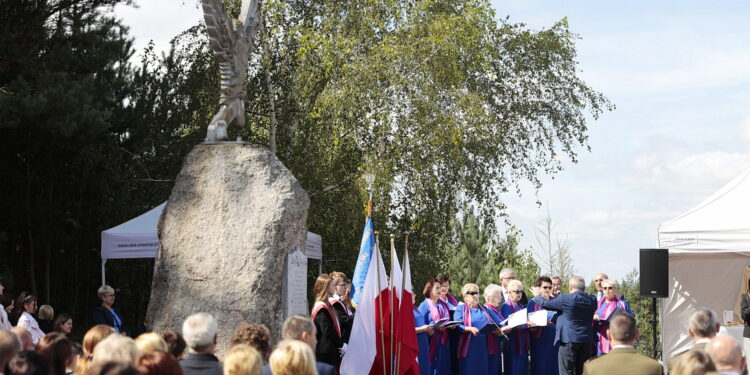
[394,250,419,375]
[340,243,389,375]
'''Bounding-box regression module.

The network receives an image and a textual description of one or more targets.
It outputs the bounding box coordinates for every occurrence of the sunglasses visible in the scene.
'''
[541,286,551,289]
[465,291,479,296]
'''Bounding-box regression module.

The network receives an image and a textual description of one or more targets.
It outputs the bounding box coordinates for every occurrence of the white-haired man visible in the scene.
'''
[263,315,335,375]
[179,313,222,375]
[668,308,721,371]
[0,330,22,375]
[499,268,527,305]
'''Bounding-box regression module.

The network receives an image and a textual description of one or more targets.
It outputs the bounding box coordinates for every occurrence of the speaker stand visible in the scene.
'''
[651,297,658,359]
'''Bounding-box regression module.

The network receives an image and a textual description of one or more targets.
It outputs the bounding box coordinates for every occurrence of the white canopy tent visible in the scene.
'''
[101,202,323,285]
[657,167,750,363]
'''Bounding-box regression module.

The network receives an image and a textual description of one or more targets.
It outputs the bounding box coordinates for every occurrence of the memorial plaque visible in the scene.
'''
[283,247,309,317]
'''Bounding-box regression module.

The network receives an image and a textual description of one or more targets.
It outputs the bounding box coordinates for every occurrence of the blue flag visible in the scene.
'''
[350,216,375,305]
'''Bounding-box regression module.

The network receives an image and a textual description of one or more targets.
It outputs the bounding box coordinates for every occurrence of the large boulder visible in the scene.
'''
[146,143,309,356]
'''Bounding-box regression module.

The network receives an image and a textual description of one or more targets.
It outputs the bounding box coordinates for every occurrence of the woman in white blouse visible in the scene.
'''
[16,293,45,345]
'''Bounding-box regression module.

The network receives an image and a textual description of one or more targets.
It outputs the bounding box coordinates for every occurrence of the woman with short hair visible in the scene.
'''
[135,332,169,356]
[453,283,505,375]
[223,344,262,375]
[54,313,74,337]
[15,293,44,345]
[593,279,633,355]
[483,284,509,375]
[311,274,342,369]
[92,285,125,334]
[137,350,184,375]
[417,279,451,375]
[501,279,530,375]
[230,322,272,363]
[37,305,54,334]
[269,340,317,375]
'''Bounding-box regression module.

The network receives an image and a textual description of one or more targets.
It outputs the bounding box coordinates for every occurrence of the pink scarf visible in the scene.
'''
[426,298,449,363]
[506,301,530,356]
[484,303,504,355]
[457,303,500,359]
[595,297,625,354]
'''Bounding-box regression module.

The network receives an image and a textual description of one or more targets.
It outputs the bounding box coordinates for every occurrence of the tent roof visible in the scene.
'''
[103,202,167,235]
[658,166,750,253]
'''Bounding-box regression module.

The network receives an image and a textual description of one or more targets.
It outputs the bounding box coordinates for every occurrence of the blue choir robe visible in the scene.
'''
[414,307,432,375]
[418,299,451,375]
[452,304,504,375]
[527,299,559,375]
[483,304,505,375]
[501,301,530,375]
[443,296,459,375]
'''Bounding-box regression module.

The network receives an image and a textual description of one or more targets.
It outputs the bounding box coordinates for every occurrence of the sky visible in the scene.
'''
[114,1,750,282]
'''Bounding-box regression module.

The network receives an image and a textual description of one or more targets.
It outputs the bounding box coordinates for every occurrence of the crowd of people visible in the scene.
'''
[1,271,748,375]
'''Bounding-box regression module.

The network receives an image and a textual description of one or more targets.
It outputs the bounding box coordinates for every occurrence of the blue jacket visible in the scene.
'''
[533,290,597,345]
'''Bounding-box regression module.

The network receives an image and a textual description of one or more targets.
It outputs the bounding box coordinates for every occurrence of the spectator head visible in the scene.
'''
[15,293,37,315]
[422,279,440,299]
[498,269,516,287]
[182,313,217,354]
[483,284,503,307]
[53,314,73,336]
[269,339,316,375]
[281,315,317,351]
[313,274,333,303]
[606,314,639,345]
[0,330,22,370]
[10,327,33,351]
[36,332,74,375]
[92,334,140,365]
[38,305,54,321]
[594,273,609,291]
[136,350,183,375]
[77,325,116,375]
[135,333,168,356]
[230,322,271,362]
[223,344,262,375]
[671,350,716,375]
[706,336,745,373]
[87,361,140,375]
[97,286,115,301]
[161,330,186,360]
[569,276,586,292]
[688,309,720,339]
[8,350,48,375]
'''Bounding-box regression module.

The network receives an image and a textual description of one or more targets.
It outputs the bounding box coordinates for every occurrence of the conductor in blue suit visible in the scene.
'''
[530,276,597,375]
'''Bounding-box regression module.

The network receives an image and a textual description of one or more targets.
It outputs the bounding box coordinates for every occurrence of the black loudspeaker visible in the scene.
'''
[640,248,668,298]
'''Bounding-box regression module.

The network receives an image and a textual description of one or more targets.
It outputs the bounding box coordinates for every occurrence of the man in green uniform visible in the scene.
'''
[668,308,720,372]
[582,314,663,375]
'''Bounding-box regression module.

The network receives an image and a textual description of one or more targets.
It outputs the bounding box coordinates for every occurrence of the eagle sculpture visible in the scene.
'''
[201,0,259,142]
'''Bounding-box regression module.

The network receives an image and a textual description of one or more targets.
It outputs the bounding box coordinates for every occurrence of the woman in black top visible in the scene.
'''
[311,274,343,369]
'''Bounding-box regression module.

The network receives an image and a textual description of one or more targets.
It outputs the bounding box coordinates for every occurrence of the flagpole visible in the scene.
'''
[375,232,387,375]
[389,233,396,375]
[395,232,409,375]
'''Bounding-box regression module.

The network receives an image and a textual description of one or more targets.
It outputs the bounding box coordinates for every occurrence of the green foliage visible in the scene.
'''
[619,269,660,357]
[444,210,489,293]
[534,209,575,280]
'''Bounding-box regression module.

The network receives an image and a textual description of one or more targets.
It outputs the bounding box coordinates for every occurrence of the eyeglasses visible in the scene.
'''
[602,287,615,290]
[595,279,604,282]
[104,294,115,298]
[502,276,516,280]
[510,290,523,293]
[465,291,479,295]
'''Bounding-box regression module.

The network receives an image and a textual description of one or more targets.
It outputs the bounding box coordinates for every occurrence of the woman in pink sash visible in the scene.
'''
[483,284,511,375]
[311,274,343,369]
[417,279,451,375]
[501,279,530,375]
[593,279,633,355]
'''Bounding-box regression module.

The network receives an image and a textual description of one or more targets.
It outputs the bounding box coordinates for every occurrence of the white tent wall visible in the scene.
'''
[661,252,750,364]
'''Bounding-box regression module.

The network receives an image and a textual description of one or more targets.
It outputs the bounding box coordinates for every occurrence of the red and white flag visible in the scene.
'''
[341,243,389,375]
[394,250,419,375]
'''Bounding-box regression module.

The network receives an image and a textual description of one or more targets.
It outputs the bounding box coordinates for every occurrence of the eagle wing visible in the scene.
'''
[202,0,236,63]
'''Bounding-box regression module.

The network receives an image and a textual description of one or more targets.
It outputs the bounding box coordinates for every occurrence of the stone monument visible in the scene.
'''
[146,144,309,356]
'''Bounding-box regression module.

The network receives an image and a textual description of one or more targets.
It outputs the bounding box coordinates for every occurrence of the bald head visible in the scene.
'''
[706,336,745,372]
[10,326,33,351]
[0,330,21,369]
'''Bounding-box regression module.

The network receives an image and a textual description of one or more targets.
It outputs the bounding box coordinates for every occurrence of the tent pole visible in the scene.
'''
[651,297,658,359]
[101,259,107,286]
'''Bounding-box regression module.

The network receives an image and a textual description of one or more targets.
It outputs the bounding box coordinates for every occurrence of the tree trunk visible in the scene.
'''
[25,161,37,296]
[261,17,277,154]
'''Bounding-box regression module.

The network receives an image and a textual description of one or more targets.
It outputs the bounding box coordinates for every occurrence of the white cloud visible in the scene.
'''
[737,116,750,151]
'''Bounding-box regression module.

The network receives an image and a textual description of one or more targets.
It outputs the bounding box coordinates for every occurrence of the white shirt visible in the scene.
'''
[17,311,45,344]
[501,286,510,303]
[612,344,635,349]
[0,304,11,330]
